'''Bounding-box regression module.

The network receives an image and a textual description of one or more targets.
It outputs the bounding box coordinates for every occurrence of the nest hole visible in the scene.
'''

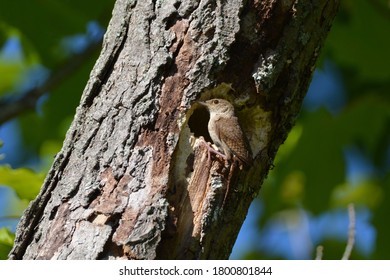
[187,104,212,143]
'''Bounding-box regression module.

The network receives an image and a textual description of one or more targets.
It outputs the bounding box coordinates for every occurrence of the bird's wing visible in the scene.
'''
[216,116,253,166]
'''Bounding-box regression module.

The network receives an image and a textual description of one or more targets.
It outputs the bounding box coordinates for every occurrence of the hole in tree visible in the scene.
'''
[188,104,212,143]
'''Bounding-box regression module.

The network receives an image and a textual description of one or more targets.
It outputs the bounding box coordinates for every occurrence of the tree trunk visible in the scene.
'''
[9,0,339,259]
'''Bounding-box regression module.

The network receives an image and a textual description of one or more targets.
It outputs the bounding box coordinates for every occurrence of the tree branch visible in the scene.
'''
[342,203,356,260]
[0,215,21,222]
[315,245,324,260]
[315,203,356,260]
[0,40,102,125]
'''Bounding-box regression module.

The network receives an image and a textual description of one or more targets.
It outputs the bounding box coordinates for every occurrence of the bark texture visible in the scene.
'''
[9,0,339,259]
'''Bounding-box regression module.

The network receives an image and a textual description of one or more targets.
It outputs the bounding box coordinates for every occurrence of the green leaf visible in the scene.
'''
[0,165,43,200]
[372,173,390,259]
[0,22,41,96]
[0,60,24,95]
[331,180,383,209]
[0,227,14,260]
[325,0,390,82]
[337,95,390,163]
[260,109,346,220]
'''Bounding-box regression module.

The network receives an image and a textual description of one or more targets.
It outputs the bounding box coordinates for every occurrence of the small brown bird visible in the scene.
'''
[198,98,252,167]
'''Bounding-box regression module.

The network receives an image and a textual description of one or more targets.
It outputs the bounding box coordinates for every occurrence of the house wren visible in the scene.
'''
[198,98,252,167]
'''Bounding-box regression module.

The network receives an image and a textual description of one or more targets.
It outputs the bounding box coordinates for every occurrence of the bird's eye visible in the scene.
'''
[213,99,219,104]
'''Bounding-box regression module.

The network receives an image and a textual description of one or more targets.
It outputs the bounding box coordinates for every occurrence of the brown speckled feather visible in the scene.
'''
[216,115,253,166]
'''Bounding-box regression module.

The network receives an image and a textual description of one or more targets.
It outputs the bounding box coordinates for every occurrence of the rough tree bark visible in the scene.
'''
[9,0,339,259]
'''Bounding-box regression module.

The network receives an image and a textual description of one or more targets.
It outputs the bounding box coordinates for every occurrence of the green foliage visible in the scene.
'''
[325,0,390,82]
[0,22,39,95]
[0,0,112,67]
[250,0,390,260]
[0,59,24,95]
[0,165,44,200]
[0,228,14,260]
[373,173,390,259]
[259,96,390,258]
[0,0,114,152]
[0,0,114,259]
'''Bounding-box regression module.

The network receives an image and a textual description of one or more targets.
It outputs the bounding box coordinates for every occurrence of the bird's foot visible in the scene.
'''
[198,137,227,161]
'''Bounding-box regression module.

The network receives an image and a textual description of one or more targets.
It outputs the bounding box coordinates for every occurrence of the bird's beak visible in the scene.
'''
[197,101,207,107]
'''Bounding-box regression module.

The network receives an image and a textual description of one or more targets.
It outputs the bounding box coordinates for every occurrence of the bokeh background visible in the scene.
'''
[0,0,389,260]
